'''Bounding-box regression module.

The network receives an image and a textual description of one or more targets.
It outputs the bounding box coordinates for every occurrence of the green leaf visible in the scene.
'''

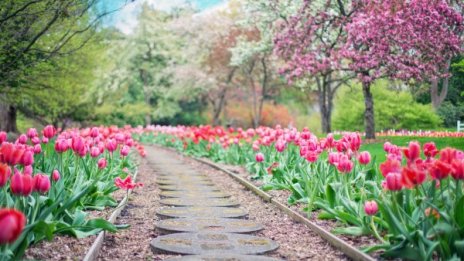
[332,226,367,236]
[326,183,336,208]
[455,196,464,229]
[32,221,57,241]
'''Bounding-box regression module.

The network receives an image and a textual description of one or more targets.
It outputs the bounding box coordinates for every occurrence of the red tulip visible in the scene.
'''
[10,172,33,196]
[114,176,142,190]
[430,160,452,180]
[42,125,56,139]
[0,143,25,166]
[364,201,378,215]
[0,163,11,187]
[440,148,457,164]
[401,166,426,188]
[358,151,371,165]
[0,208,26,245]
[52,170,60,182]
[385,172,402,191]
[423,142,438,158]
[379,159,401,177]
[33,174,51,194]
[255,153,264,162]
[403,141,420,162]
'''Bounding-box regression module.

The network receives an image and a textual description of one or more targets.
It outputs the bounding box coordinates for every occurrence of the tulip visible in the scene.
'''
[120,145,130,157]
[42,125,56,138]
[71,136,84,154]
[27,128,38,139]
[423,142,438,158]
[41,137,49,144]
[23,165,33,176]
[17,134,27,145]
[275,140,286,152]
[0,163,11,187]
[337,155,354,173]
[52,170,60,181]
[115,133,125,143]
[54,139,68,153]
[440,148,457,164]
[385,172,402,191]
[255,153,264,162]
[379,159,401,177]
[0,132,7,144]
[114,176,142,190]
[364,201,378,216]
[305,151,319,163]
[33,144,42,154]
[21,150,34,166]
[106,139,118,152]
[0,143,24,166]
[10,172,33,196]
[328,152,340,166]
[90,127,99,138]
[33,174,51,194]
[401,166,426,188]
[403,141,421,162]
[429,160,451,180]
[98,158,107,169]
[90,147,100,158]
[358,151,371,165]
[31,137,40,145]
[451,160,464,180]
[0,208,26,245]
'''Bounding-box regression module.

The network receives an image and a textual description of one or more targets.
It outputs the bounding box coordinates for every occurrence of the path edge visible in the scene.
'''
[191,156,376,261]
[82,158,140,261]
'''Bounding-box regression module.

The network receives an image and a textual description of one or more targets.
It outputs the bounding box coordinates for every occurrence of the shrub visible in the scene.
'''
[333,81,442,131]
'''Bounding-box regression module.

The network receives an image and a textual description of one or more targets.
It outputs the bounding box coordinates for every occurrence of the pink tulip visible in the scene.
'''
[364,201,378,216]
[90,147,100,158]
[71,136,84,154]
[97,158,107,169]
[41,137,49,144]
[0,132,7,144]
[337,155,354,173]
[27,128,38,139]
[120,145,130,157]
[23,165,33,176]
[106,139,117,152]
[33,144,42,154]
[33,174,51,194]
[21,150,34,166]
[90,127,99,138]
[358,151,371,165]
[0,208,26,244]
[10,172,33,196]
[385,172,402,191]
[52,170,60,181]
[17,135,27,144]
[255,153,264,162]
[42,125,56,139]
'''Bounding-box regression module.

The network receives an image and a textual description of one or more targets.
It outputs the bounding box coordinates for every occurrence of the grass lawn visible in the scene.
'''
[361,136,464,163]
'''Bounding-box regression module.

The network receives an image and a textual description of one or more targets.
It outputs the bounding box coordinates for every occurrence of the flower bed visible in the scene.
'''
[135,125,464,261]
[0,126,144,260]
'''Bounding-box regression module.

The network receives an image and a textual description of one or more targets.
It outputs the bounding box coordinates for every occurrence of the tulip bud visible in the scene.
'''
[17,134,27,144]
[385,172,402,191]
[33,144,42,154]
[364,201,378,216]
[42,125,56,139]
[10,172,33,196]
[255,153,264,163]
[71,136,84,154]
[337,155,354,173]
[21,150,34,166]
[31,137,40,145]
[52,170,60,182]
[120,145,130,157]
[27,128,38,139]
[0,208,26,244]
[90,147,100,158]
[33,174,51,194]
[358,151,371,165]
[41,137,49,144]
[90,127,99,138]
[106,139,117,152]
[98,158,107,169]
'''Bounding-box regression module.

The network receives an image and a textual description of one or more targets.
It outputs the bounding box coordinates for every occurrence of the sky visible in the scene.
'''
[102,0,227,34]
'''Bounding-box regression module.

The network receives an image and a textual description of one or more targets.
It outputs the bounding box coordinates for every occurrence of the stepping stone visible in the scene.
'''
[160,191,231,198]
[165,254,282,261]
[156,207,248,219]
[150,232,279,255]
[156,218,263,233]
[156,180,215,186]
[160,198,239,207]
[159,185,221,192]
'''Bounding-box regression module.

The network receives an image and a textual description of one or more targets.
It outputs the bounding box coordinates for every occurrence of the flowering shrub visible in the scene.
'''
[136,124,464,260]
[0,125,144,259]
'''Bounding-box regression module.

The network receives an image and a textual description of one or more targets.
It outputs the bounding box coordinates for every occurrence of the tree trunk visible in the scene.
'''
[0,96,18,133]
[430,59,450,110]
[362,81,375,140]
[317,76,332,134]
[212,88,227,126]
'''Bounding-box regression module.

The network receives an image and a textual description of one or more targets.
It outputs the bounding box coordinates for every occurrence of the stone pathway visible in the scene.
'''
[149,149,282,261]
